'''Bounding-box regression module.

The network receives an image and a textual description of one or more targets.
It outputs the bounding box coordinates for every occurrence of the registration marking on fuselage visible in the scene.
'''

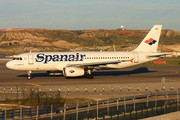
[26,83,41,86]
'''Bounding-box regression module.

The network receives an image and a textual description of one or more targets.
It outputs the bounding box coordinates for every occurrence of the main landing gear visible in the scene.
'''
[86,70,93,79]
[27,70,32,80]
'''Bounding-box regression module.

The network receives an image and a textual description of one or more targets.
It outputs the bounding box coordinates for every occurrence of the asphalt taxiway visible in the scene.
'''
[0,61,180,100]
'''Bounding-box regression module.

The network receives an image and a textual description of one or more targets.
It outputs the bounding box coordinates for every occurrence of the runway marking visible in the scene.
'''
[0,83,18,85]
[0,82,40,86]
[166,79,180,82]
[149,69,179,76]
[26,83,41,86]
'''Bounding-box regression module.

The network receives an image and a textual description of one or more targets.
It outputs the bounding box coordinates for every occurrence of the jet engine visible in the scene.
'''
[63,67,85,77]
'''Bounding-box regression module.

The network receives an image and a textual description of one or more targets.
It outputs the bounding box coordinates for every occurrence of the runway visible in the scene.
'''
[1,62,180,85]
[1,62,180,100]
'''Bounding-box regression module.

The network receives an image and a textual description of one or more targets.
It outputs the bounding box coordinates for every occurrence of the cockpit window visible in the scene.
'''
[12,57,23,60]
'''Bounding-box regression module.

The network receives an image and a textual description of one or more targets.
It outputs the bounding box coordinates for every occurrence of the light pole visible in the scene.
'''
[36,94,40,106]
[16,85,18,104]
[50,94,53,105]
[44,93,47,106]
[32,87,34,99]
[50,94,53,118]
[57,89,60,103]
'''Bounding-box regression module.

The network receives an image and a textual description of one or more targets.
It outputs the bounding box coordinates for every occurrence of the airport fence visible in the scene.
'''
[0,105,57,120]
[0,91,179,120]
[0,55,5,58]
[0,89,179,119]
[56,91,180,120]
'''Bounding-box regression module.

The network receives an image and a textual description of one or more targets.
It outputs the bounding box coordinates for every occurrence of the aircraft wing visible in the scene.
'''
[67,59,133,67]
[147,53,170,57]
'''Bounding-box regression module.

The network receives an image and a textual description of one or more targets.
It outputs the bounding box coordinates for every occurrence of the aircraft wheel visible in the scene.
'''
[87,74,93,79]
[27,70,32,80]
[27,76,32,80]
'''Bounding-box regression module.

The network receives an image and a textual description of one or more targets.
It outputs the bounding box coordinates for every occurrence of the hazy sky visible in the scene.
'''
[0,0,180,31]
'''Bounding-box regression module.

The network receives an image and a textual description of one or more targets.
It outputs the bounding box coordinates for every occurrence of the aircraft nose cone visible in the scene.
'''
[6,61,13,69]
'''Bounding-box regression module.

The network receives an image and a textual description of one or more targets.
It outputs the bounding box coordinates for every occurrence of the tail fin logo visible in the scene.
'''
[144,38,157,45]
[129,58,134,63]
[69,70,75,73]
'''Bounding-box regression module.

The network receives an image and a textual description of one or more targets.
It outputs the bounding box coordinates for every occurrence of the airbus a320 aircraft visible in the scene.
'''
[6,25,165,79]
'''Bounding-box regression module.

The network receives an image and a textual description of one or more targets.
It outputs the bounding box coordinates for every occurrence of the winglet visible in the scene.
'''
[129,58,134,63]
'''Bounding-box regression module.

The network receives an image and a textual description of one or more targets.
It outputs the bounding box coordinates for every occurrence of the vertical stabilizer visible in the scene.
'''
[134,25,162,52]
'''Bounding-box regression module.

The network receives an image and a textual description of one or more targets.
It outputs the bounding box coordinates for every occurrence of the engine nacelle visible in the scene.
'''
[63,67,85,77]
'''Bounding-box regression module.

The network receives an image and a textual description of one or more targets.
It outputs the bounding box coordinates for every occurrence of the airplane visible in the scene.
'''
[6,25,165,79]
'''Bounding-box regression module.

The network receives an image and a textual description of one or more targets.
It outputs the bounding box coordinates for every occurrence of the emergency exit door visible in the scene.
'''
[28,54,34,65]
[133,53,139,63]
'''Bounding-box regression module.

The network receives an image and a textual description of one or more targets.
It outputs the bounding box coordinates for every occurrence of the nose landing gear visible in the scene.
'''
[27,70,32,80]
[87,74,93,79]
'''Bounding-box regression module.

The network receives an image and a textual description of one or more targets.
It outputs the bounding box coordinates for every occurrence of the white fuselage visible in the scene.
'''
[6,51,157,71]
[5,25,163,79]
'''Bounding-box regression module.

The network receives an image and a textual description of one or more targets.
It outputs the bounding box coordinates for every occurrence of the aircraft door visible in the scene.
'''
[28,54,34,65]
[133,53,139,63]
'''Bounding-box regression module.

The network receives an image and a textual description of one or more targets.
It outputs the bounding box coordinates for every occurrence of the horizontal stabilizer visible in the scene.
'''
[147,53,170,57]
